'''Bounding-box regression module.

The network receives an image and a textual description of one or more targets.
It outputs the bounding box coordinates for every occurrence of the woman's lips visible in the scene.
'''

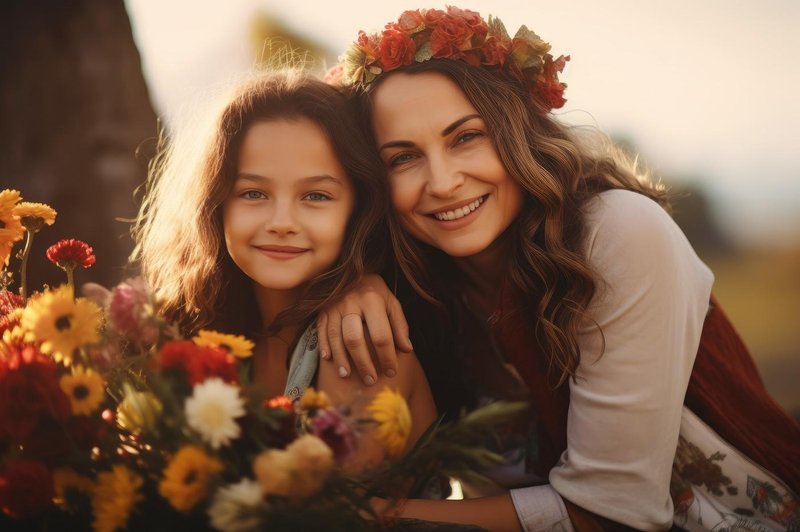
[427,194,487,229]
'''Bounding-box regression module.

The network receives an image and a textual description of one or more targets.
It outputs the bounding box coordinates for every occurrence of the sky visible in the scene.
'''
[124,0,800,247]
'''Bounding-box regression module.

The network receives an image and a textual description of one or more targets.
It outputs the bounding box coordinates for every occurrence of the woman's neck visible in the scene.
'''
[452,231,513,319]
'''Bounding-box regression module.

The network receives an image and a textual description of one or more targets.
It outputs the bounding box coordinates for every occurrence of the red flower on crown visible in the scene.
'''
[379,24,416,70]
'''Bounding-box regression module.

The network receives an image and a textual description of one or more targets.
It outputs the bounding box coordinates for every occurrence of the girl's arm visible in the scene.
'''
[316,274,412,385]
[316,342,436,471]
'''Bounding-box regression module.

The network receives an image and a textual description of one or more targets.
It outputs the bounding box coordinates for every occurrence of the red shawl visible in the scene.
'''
[492,294,800,494]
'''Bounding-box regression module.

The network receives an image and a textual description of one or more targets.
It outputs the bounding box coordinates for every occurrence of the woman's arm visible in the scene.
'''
[317,274,413,384]
[548,191,714,529]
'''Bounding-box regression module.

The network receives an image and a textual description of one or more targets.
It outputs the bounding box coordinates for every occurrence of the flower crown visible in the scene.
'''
[331,6,570,112]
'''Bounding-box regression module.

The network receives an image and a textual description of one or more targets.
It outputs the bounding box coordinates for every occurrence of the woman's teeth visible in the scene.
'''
[433,196,484,221]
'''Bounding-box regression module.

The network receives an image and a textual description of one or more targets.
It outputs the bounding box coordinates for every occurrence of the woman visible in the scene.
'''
[318,7,800,531]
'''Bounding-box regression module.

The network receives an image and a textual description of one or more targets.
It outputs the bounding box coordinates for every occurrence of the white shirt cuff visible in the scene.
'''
[510,484,575,532]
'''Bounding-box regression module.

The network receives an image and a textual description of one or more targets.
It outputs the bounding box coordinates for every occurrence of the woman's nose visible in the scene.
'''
[425,155,465,198]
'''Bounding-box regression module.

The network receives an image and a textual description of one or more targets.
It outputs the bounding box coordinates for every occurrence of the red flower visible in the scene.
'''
[46,238,96,269]
[379,24,416,70]
[397,10,425,33]
[430,13,475,58]
[423,8,447,27]
[481,36,511,66]
[159,340,237,386]
[0,290,22,316]
[446,6,488,41]
[0,359,71,442]
[265,395,293,412]
[0,459,54,519]
[535,54,570,110]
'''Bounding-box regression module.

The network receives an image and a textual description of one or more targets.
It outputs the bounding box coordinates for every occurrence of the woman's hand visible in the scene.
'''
[316,274,413,385]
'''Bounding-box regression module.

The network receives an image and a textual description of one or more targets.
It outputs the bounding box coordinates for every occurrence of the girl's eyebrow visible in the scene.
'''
[378,113,482,152]
[235,173,345,185]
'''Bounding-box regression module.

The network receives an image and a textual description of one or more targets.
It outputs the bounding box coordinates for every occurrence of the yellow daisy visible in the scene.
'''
[53,468,95,507]
[21,285,101,365]
[299,387,331,411]
[60,365,105,415]
[367,388,412,458]
[0,189,24,266]
[158,445,224,512]
[192,329,254,358]
[13,201,57,227]
[92,465,143,532]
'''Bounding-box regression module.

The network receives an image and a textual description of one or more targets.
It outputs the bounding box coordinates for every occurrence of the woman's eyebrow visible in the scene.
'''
[378,114,482,152]
[441,114,481,136]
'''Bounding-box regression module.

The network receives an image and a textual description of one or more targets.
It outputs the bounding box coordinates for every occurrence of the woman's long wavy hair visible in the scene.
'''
[361,59,668,386]
[132,70,388,339]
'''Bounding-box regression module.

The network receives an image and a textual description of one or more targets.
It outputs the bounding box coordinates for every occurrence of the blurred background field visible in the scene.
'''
[1,0,797,416]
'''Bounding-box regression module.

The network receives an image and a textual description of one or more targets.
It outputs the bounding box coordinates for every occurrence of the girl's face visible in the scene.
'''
[223,118,354,297]
[371,72,523,259]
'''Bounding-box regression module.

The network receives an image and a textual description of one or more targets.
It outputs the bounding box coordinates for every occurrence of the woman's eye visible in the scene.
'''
[388,153,415,167]
[241,190,266,200]
[304,192,331,202]
[455,131,482,145]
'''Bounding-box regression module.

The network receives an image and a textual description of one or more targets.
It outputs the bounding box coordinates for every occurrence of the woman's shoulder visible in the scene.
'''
[582,189,683,258]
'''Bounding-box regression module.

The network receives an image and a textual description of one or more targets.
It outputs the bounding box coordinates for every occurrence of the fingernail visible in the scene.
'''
[320,349,329,360]
[407,338,413,350]
[363,375,376,386]
[338,366,348,378]
[385,369,396,378]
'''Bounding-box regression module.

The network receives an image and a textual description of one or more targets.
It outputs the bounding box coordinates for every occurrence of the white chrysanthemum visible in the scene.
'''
[185,378,245,449]
[208,478,264,532]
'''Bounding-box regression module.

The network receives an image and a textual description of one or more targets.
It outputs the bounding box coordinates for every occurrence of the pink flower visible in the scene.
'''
[309,408,356,462]
[108,277,158,343]
[322,64,344,85]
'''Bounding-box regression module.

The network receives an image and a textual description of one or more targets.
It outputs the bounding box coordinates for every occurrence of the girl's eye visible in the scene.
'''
[241,190,266,200]
[388,152,416,167]
[304,192,331,202]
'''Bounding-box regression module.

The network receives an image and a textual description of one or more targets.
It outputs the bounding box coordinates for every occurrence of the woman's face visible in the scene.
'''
[222,118,354,297]
[371,72,523,258]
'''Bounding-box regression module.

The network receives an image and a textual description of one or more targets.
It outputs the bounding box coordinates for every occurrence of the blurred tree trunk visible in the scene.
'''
[0,0,157,291]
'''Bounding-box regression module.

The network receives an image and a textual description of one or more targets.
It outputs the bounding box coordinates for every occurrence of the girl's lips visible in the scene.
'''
[255,246,308,259]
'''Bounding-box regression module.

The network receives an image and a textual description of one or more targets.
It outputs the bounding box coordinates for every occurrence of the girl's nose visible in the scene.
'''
[265,202,299,235]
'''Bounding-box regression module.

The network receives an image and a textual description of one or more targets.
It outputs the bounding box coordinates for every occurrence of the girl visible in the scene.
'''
[131,70,436,465]
[318,7,800,531]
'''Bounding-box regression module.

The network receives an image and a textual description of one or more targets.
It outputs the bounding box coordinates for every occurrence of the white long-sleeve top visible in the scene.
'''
[511,189,714,530]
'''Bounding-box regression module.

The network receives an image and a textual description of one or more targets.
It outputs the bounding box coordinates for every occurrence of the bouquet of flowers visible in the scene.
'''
[0,189,526,532]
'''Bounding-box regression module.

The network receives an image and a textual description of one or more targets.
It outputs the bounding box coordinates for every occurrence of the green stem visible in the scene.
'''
[66,265,75,298]
[19,229,35,302]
